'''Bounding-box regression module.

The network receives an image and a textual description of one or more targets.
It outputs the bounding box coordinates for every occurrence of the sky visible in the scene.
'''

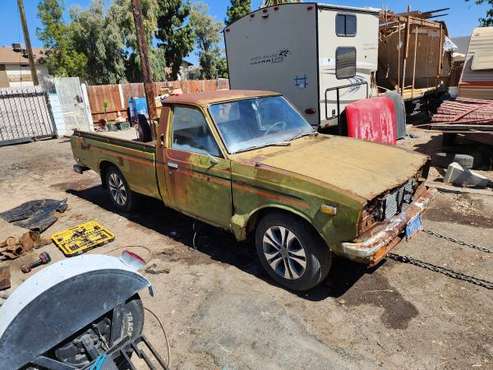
[0,0,489,65]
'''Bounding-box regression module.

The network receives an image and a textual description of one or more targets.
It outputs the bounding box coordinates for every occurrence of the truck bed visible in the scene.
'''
[97,127,152,143]
[71,130,161,200]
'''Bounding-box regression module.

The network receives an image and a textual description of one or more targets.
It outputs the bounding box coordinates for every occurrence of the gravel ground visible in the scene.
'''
[0,136,492,370]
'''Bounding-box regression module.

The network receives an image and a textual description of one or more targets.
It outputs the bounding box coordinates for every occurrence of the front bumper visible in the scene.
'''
[341,188,435,266]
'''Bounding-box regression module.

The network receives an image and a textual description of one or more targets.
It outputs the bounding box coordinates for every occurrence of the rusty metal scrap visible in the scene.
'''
[0,231,50,260]
[432,97,493,125]
[0,265,10,291]
[0,199,67,233]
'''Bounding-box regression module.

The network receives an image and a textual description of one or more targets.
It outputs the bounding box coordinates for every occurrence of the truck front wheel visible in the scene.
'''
[255,212,332,291]
[105,166,135,212]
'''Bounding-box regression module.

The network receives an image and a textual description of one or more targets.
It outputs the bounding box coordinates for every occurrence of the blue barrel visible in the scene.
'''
[128,97,148,124]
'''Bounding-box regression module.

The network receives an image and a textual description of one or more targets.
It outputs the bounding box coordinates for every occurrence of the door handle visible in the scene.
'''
[167,161,178,169]
[160,133,165,146]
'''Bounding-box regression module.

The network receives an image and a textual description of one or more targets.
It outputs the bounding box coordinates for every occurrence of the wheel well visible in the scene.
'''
[99,161,116,189]
[246,207,325,244]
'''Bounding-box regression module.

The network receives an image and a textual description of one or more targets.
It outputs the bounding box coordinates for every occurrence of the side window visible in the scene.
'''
[172,106,221,157]
[336,14,357,37]
[336,47,357,79]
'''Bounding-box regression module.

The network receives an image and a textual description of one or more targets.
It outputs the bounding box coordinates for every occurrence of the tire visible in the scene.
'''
[105,166,135,212]
[115,294,145,343]
[442,133,457,147]
[432,152,474,169]
[255,212,332,291]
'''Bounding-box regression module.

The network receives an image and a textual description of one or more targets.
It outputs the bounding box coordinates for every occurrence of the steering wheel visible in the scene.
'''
[264,120,287,136]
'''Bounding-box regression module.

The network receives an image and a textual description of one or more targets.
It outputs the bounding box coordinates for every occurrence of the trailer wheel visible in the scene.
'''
[255,212,332,291]
[106,166,135,212]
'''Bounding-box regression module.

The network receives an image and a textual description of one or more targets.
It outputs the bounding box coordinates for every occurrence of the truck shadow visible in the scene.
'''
[68,185,373,301]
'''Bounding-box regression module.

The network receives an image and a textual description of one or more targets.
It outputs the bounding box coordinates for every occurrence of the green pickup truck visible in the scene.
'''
[71,90,433,291]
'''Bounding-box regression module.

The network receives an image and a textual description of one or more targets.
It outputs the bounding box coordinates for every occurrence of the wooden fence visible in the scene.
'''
[87,79,229,122]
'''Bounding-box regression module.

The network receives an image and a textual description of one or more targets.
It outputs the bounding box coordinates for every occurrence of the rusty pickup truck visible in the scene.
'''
[71,90,433,291]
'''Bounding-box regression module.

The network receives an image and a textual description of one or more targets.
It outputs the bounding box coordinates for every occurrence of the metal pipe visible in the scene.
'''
[17,0,39,86]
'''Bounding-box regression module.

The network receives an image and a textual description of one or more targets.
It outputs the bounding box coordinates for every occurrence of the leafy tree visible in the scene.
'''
[190,3,226,79]
[70,0,127,84]
[225,0,251,26]
[155,0,195,80]
[108,0,167,81]
[467,0,493,26]
[37,0,86,77]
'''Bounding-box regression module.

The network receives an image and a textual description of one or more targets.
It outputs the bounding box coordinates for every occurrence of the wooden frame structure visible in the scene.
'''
[377,9,452,101]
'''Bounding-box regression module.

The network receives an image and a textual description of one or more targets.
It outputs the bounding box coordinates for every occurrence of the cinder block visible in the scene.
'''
[444,162,490,188]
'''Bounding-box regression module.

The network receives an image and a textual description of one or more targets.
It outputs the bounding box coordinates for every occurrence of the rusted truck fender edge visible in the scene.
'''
[341,189,436,265]
[231,204,319,242]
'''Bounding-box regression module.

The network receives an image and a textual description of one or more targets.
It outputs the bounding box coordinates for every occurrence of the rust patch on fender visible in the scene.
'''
[232,182,310,209]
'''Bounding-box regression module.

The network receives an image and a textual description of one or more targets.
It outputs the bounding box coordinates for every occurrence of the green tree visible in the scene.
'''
[108,0,167,82]
[225,0,251,26]
[155,0,195,80]
[37,0,86,77]
[467,0,493,26]
[70,0,127,84]
[190,3,226,79]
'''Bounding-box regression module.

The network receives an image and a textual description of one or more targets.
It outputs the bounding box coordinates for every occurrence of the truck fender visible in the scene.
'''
[0,254,152,370]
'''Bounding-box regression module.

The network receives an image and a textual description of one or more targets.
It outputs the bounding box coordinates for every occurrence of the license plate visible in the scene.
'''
[405,214,423,239]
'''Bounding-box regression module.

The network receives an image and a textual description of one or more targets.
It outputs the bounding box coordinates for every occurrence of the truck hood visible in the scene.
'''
[233,135,428,201]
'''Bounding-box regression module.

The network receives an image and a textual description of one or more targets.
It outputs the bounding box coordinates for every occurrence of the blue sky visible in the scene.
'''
[0,0,489,65]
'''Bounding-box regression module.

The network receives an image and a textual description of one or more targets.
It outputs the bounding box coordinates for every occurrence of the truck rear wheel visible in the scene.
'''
[105,166,135,212]
[255,212,332,291]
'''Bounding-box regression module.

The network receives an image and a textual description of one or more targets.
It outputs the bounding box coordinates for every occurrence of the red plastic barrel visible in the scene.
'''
[345,96,397,145]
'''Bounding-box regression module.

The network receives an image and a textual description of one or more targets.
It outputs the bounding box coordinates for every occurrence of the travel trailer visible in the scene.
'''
[459,27,493,100]
[224,2,380,127]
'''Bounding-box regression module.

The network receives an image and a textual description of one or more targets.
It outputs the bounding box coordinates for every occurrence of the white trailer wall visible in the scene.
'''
[317,6,379,126]
[225,4,320,126]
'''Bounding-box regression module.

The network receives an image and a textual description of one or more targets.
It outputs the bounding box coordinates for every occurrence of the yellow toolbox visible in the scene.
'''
[51,220,115,256]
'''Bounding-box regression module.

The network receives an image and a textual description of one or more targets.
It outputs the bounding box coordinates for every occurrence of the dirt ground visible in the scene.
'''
[0,133,492,370]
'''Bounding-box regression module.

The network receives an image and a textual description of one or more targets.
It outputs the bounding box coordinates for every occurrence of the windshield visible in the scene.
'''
[209,96,315,154]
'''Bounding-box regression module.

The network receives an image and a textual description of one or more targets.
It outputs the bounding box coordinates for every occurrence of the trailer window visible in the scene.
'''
[336,47,356,79]
[336,14,357,37]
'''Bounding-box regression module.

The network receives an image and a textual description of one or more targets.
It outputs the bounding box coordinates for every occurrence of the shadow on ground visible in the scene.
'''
[413,134,493,170]
[68,184,378,301]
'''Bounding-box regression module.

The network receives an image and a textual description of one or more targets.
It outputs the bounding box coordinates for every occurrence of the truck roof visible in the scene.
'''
[163,90,280,107]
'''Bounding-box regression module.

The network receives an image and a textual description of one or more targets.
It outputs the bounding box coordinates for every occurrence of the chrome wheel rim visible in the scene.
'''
[108,173,127,206]
[262,226,307,280]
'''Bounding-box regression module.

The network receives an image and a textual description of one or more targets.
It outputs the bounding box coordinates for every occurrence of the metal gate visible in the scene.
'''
[0,86,57,146]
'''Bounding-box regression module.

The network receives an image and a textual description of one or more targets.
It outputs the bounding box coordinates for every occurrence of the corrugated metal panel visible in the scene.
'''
[48,92,66,136]
[459,27,493,99]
